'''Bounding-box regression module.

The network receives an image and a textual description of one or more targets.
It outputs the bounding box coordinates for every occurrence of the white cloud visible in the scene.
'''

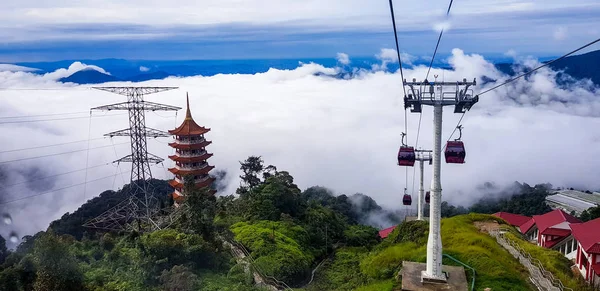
[1,48,600,240]
[336,53,350,65]
[554,26,568,41]
[139,66,150,72]
[0,64,39,72]
[42,62,111,80]
[373,49,417,71]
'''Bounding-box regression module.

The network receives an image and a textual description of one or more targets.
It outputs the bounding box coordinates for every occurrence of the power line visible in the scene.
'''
[444,37,600,144]
[0,137,107,153]
[0,87,90,91]
[1,162,113,188]
[425,0,454,81]
[478,37,600,96]
[388,0,410,190]
[0,113,126,124]
[0,111,90,119]
[0,171,128,205]
[387,0,408,99]
[0,142,128,164]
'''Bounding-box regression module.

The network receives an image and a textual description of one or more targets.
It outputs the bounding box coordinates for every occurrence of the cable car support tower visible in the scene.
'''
[83,87,181,232]
[415,149,432,221]
[404,78,478,282]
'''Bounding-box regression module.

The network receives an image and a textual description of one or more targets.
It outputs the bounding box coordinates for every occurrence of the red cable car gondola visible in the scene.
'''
[403,194,412,206]
[398,146,416,166]
[444,125,466,164]
[397,132,415,166]
[425,191,430,204]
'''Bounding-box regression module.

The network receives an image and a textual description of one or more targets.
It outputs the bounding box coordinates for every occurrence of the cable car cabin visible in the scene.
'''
[398,146,416,166]
[403,194,412,206]
[444,141,466,164]
[425,191,430,204]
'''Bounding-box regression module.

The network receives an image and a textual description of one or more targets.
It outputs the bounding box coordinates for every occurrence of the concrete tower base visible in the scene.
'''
[400,261,468,291]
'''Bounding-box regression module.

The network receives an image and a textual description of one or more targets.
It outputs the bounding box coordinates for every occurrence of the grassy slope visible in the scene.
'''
[304,214,536,291]
[504,232,594,291]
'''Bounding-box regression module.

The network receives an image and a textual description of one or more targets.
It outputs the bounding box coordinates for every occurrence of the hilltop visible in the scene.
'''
[1,156,597,290]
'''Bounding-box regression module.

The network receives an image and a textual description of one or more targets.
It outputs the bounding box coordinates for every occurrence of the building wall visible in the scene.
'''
[554,237,578,260]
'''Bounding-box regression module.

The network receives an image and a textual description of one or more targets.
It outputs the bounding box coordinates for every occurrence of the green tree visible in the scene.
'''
[236,156,265,196]
[182,175,217,243]
[580,206,600,222]
[159,265,199,291]
[0,235,7,265]
[344,225,380,248]
[32,232,84,291]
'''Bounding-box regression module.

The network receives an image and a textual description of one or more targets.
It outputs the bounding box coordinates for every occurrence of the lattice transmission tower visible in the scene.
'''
[83,87,181,232]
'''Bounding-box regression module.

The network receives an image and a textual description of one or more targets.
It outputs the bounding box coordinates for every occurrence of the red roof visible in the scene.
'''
[493,212,531,227]
[168,140,212,150]
[168,177,215,189]
[546,236,568,248]
[533,209,581,235]
[378,225,397,239]
[169,94,211,136]
[168,153,213,163]
[541,228,571,236]
[592,264,600,276]
[519,218,536,234]
[571,217,600,254]
[168,165,214,176]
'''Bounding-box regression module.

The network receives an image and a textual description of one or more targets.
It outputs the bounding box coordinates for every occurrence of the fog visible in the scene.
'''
[1,48,599,242]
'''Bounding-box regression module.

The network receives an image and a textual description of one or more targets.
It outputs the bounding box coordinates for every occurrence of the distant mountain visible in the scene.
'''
[59,68,119,84]
[126,70,170,82]
[494,50,600,84]
[16,49,600,85]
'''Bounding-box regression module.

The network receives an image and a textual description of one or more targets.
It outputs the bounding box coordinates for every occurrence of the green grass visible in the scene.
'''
[354,279,395,291]
[505,232,594,291]
[440,214,532,290]
[310,214,536,291]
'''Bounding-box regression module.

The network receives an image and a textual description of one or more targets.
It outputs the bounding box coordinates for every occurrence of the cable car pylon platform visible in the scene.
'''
[400,261,468,291]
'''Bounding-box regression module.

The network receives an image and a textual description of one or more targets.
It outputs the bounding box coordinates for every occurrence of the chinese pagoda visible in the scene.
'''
[168,94,216,206]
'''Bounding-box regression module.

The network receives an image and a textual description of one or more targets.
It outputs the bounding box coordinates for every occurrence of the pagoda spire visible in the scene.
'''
[185,92,193,120]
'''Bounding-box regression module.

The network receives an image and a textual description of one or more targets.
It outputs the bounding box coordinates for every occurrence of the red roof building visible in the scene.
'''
[518,209,581,261]
[493,212,531,228]
[571,218,600,286]
[167,94,216,206]
[378,225,397,239]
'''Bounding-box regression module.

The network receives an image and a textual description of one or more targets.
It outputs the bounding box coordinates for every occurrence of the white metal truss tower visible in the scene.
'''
[415,149,432,221]
[404,78,478,282]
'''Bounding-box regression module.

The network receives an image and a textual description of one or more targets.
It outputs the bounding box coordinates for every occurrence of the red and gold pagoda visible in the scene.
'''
[168,94,216,206]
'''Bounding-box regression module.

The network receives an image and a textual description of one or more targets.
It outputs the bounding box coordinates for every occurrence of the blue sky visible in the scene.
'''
[1,0,599,62]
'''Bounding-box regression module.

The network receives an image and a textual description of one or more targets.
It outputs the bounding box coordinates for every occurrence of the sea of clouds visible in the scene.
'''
[1,48,599,242]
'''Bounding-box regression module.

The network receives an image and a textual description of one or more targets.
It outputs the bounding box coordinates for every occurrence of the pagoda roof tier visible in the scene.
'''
[168,153,213,163]
[169,94,211,136]
[171,191,185,203]
[169,177,216,189]
[168,140,212,150]
[168,165,215,176]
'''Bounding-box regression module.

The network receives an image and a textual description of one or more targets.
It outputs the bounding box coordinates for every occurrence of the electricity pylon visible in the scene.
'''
[83,87,181,232]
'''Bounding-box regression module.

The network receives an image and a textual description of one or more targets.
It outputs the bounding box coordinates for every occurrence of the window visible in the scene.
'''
[567,240,572,253]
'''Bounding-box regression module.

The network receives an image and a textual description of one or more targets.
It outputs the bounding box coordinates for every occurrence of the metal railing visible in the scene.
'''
[493,231,573,291]
[228,239,293,291]
[443,254,476,291]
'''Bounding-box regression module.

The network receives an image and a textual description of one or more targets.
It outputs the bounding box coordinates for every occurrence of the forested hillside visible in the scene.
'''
[0,156,392,290]
[2,155,595,290]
